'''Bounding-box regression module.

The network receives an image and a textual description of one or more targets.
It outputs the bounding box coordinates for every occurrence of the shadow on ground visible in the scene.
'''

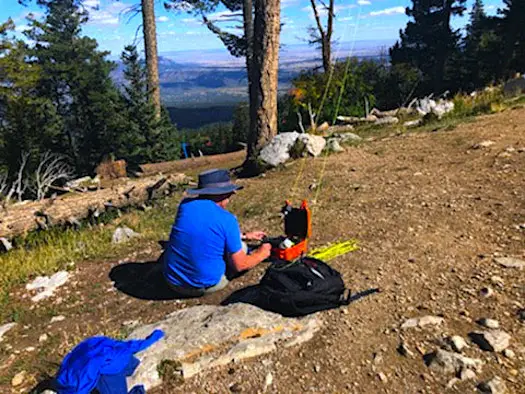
[109,259,194,301]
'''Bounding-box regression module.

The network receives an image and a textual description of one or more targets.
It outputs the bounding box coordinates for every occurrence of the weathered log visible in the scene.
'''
[0,173,188,240]
[139,150,245,176]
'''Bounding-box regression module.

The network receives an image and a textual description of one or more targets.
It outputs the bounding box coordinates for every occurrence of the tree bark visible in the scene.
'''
[245,0,281,172]
[141,0,161,119]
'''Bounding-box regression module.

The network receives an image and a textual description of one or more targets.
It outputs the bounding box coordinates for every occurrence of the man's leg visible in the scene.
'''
[166,281,205,297]
[203,275,230,294]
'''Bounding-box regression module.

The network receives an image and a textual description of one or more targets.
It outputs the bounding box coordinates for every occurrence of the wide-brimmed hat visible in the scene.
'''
[186,169,243,195]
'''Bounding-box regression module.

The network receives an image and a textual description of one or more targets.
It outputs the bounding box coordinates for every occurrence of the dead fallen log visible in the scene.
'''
[0,173,188,240]
[139,150,246,176]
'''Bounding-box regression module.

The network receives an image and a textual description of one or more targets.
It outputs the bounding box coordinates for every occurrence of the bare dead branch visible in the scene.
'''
[32,152,74,201]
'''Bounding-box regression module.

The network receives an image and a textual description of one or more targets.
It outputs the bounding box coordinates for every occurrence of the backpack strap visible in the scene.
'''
[341,288,381,305]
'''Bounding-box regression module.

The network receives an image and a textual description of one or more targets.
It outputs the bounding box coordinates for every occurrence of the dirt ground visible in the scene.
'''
[1,108,524,393]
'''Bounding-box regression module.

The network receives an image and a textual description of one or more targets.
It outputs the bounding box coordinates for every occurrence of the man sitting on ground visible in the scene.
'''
[163,169,271,297]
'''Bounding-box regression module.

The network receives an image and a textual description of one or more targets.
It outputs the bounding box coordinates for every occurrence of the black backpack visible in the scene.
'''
[257,257,351,317]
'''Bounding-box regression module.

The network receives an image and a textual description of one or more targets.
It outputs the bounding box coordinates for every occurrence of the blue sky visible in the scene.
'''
[1,0,505,58]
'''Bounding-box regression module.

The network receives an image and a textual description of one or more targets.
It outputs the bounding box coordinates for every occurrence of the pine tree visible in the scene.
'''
[0,18,62,175]
[500,0,525,76]
[120,45,180,168]
[390,0,467,95]
[460,0,505,90]
[25,0,128,173]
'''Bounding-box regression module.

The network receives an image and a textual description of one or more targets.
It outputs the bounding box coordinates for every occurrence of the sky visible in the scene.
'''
[1,0,505,59]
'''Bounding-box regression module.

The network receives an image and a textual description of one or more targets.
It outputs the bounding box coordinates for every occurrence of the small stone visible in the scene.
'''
[490,276,504,286]
[397,342,414,357]
[518,309,525,322]
[502,349,515,359]
[477,376,507,394]
[447,378,460,388]
[0,322,17,341]
[50,315,65,323]
[112,226,140,244]
[0,237,13,252]
[264,372,273,389]
[314,365,321,373]
[478,318,500,329]
[459,368,476,380]
[401,315,444,329]
[378,372,388,383]
[480,287,494,298]
[473,140,495,149]
[39,334,48,343]
[469,331,511,352]
[494,257,525,269]
[450,336,468,353]
[24,346,35,352]
[418,315,444,327]
[11,371,26,387]
[229,382,242,393]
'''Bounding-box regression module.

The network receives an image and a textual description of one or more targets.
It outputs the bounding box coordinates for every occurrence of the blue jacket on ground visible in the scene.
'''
[163,198,242,288]
[55,329,164,394]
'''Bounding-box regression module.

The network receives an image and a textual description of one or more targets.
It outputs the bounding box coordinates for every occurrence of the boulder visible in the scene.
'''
[426,349,483,375]
[293,134,326,158]
[259,132,300,167]
[112,226,139,244]
[326,139,345,153]
[503,76,525,97]
[329,132,362,144]
[469,331,511,352]
[316,122,330,133]
[415,98,454,119]
[127,304,321,391]
[478,376,507,394]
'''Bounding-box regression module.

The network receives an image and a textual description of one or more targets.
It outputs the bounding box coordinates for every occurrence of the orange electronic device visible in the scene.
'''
[265,200,312,261]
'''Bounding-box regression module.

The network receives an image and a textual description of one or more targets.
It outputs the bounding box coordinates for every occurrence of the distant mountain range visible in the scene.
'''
[112,39,394,109]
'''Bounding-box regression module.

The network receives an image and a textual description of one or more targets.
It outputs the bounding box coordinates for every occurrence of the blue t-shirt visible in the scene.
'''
[163,198,243,288]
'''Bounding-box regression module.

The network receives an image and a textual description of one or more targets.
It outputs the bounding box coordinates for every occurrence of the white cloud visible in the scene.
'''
[157,16,169,23]
[15,24,30,32]
[369,6,405,16]
[86,2,128,26]
[358,0,372,5]
[84,0,100,8]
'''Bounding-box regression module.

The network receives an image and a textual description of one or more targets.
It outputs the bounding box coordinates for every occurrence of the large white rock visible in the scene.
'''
[415,98,454,119]
[294,134,326,157]
[259,132,300,167]
[127,303,321,390]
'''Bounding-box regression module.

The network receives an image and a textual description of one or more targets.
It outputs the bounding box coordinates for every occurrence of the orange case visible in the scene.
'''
[271,200,312,261]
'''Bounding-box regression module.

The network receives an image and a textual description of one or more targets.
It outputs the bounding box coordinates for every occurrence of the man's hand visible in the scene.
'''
[243,231,266,241]
[257,242,272,259]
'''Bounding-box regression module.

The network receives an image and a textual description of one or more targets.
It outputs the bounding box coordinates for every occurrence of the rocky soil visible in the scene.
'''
[0,107,524,393]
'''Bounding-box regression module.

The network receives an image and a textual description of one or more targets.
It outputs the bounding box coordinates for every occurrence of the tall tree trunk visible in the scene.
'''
[310,0,334,74]
[141,0,161,119]
[245,0,281,173]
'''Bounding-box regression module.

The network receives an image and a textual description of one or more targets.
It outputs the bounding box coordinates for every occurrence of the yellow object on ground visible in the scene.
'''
[308,240,359,261]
